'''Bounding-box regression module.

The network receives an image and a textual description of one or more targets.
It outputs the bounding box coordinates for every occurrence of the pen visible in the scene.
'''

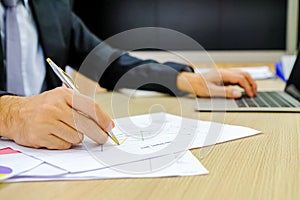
[46,58,120,145]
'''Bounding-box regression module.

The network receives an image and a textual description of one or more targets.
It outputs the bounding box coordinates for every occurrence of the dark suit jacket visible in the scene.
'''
[0,0,189,96]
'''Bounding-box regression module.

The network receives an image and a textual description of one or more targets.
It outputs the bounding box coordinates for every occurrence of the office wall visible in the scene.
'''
[73,0,287,51]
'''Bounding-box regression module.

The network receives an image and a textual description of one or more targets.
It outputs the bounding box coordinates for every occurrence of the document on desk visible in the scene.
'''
[6,150,207,182]
[1,113,260,172]
[0,147,43,181]
[1,112,261,182]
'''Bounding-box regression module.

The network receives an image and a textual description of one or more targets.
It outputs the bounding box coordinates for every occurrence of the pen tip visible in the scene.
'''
[108,131,120,145]
[46,58,52,63]
[112,137,120,145]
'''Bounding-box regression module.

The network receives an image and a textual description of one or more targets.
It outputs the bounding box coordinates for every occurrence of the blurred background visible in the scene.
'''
[71,0,298,63]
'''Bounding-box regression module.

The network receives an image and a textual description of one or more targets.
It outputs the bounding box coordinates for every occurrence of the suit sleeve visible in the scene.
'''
[0,91,14,97]
[0,91,10,96]
[68,13,191,96]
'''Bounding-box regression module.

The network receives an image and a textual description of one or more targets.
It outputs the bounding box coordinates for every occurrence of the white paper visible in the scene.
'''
[0,153,43,181]
[19,163,68,177]
[195,66,275,80]
[0,113,195,172]
[2,113,261,173]
[118,88,167,97]
[1,112,261,182]
[8,151,208,182]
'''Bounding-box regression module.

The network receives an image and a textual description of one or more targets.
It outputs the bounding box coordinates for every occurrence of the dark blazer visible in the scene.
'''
[0,0,189,96]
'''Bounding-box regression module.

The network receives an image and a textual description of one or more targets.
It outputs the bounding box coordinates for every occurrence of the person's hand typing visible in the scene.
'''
[177,69,257,98]
[0,87,114,150]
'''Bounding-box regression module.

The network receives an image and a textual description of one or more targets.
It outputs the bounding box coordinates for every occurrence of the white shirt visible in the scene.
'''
[0,0,46,96]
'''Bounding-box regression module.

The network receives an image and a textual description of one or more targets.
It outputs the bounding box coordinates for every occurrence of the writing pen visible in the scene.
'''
[46,58,120,145]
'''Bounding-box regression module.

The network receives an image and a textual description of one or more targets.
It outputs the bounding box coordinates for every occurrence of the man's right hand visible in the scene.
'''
[0,87,114,150]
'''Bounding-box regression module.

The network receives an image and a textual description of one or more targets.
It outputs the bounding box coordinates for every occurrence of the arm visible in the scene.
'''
[67,13,191,96]
[67,13,256,97]
[99,54,191,96]
[0,91,12,96]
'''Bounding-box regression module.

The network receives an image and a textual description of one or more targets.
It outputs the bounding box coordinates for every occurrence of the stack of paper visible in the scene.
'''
[0,113,261,182]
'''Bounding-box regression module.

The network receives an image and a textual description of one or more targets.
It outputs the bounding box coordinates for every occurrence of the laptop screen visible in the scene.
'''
[285,53,300,101]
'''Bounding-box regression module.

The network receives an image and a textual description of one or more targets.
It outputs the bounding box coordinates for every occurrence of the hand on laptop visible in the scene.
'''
[177,69,257,98]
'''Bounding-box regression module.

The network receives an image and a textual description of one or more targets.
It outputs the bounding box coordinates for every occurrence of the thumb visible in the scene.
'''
[225,87,242,98]
[210,85,242,98]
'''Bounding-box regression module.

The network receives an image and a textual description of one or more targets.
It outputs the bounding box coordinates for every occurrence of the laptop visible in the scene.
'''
[195,54,300,112]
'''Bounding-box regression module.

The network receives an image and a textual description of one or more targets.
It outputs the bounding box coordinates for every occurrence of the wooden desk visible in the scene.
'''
[1,67,299,200]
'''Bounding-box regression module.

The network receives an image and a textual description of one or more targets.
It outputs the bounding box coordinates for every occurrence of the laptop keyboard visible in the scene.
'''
[235,91,299,107]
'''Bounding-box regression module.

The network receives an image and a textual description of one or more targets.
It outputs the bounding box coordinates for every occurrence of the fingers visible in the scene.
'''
[220,69,257,97]
[60,107,108,144]
[49,120,83,145]
[43,92,109,146]
[51,87,111,144]
[224,87,242,98]
[37,134,72,150]
[240,71,257,96]
[74,111,108,144]
[64,90,114,132]
[207,84,242,98]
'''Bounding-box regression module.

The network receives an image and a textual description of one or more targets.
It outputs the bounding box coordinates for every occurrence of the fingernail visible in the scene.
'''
[106,121,115,132]
[232,90,242,98]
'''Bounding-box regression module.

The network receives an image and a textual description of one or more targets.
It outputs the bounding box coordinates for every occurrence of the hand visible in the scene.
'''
[0,87,114,150]
[177,69,257,98]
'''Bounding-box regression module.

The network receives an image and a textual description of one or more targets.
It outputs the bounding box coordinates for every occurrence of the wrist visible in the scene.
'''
[0,95,22,138]
[177,72,196,94]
